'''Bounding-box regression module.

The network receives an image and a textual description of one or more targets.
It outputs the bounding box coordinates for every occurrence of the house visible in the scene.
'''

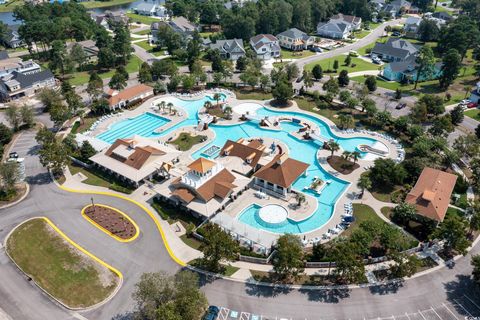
[370,0,386,11]
[0,58,41,77]
[382,58,443,82]
[224,0,256,9]
[168,16,199,37]
[1,25,24,49]
[91,13,109,29]
[431,11,453,22]
[105,10,129,25]
[219,138,267,175]
[249,34,281,60]
[277,28,315,51]
[405,167,457,223]
[253,153,309,198]
[89,136,181,187]
[0,70,56,102]
[330,14,362,30]
[404,16,422,38]
[105,84,154,110]
[67,40,99,61]
[209,39,245,60]
[134,2,158,16]
[469,82,480,104]
[155,5,169,19]
[382,0,418,17]
[371,38,420,62]
[155,157,251,218]
[317,20,352,39]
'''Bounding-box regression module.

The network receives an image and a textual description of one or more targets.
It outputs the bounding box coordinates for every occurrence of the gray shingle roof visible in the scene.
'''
[210,39,245,54]
[372,38,420,60]
[2,70,54,88]
[277,28,308,40]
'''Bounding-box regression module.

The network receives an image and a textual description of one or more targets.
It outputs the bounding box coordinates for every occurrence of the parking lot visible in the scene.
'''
[216,294,479,320]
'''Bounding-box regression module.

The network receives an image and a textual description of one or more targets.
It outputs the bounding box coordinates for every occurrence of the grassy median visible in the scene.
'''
[6,218,119,308]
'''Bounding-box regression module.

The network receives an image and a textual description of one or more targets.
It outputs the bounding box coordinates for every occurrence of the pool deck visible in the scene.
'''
[86,89,402,248]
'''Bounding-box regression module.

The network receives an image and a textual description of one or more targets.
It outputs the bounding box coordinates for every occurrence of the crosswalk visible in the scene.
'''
[217,294,480,320]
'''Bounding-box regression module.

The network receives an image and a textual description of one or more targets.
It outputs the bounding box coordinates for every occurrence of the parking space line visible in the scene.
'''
[219,307,230,320]
[240,312,250,320]
[430,307,443,320]
[405,313,411,320]
[418,311,427,320]
[453,300,472,317]
[442,303,459,319]
[464,294,480,312]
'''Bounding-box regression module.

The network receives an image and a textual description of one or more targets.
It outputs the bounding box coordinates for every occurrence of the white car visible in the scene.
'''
[459,99,471,105]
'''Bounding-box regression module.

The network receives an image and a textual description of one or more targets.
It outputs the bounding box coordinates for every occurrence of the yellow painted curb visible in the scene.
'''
[81,204,140,243]
[59,185,186,267]
[41,217,124,279]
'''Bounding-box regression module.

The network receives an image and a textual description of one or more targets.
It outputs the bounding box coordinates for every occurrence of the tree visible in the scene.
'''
[49,40,67,74]
[331,240,365,284]
[97,47,116,69]
[0,123,13,146]
[132,271,207,320]
[0,161,20,194]
[112,23,131,64]
[338,69,350,87]
[418,19,440,42]
[138,62,152,83]
[327,140,340,157]
[80,141,96,161]
[394,88,402,100]
[286,64,299,82]
[5,104,20,131]
[35,127,55,146]
[370,158,406,188]
[333,59,339,71]
[200,223,239,272]
[272,234,305,281]
[439,49,461,89]
[365,75,377,92]
[357,174,371,196]
[434,215,469,255]
[70,43,87,70]
[49,103,70,128]
[472,255,480,286]
[389,252,421,278]
[312,64,323,80]
[152,59,178,78]
[20,104,34,128]
[344,54,352,66]
[392,202,417,225]
[414,46,435,90]
[87,72,103,100]
[450,105,465,125]
[323,76,339,95]
[272,80,293,103]
[109,70,127,90]
[235,56,247,72]
[38,140,69,176]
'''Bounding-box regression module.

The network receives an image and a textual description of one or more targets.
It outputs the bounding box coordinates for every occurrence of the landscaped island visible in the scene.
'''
[6,218,120,308]
[82,204,138,241]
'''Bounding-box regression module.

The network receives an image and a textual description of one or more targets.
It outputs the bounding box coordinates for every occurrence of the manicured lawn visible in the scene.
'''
[464,109,480,121]
[134,40,163,57]
[354,29,371,39]
[151,198,202,227]
[0,0,24,12]
[169,132,206,151]
[81,0,135,9]
[305,56,378,73]
[127,13,161,24]
[280,49,315,60]
[132,29,151,36]
[68,55,142,86]
[234,89,273,101]
[68,162,134,194]
[342,204,385,238]
[6,218,118,308]
[180,234,203,250]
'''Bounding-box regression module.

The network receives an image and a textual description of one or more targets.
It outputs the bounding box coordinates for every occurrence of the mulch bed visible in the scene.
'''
[327,155,360,174]
[84,205,136,240]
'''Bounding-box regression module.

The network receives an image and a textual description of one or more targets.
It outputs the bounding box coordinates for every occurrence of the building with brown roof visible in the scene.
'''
[253,153,309,198]
[405,167,457,222]
[105,84,154,110]
[89,135,181,187]
[219,138,266,175]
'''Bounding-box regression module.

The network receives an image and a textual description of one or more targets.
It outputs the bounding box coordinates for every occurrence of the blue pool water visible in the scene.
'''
[96,96,378,234]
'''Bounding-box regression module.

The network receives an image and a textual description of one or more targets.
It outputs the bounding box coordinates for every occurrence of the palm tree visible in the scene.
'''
[77,108,86,125]
[351,151,361,164]
[167,102,174,114]
[464,86,473,99]
[357,174,372,197]
[327,140,340,158]
[204,101,213,110]
[223,105,233,119]
[213,93,221,106]
[158,101,166,112]
[342,151,351,161]
[296,193,306,207]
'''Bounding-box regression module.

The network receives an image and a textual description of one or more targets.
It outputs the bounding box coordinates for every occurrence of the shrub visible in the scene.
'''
[109,183,133,194]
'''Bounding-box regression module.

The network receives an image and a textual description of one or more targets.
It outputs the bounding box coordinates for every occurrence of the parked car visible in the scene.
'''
[392,31,402,37]
[203,306,220,320]
[459,99,471,105]
[9,152,18,159]
[467,102,478,108]
[310,46,322,53]
[395,103,407,110]
[349,50,359,57]
[372,57,382,64]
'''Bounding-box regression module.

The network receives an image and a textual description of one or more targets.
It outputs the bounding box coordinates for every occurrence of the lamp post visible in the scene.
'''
[91,197,95,210]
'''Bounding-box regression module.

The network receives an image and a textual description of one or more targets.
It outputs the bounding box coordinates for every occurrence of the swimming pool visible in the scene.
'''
[96,95,380,234]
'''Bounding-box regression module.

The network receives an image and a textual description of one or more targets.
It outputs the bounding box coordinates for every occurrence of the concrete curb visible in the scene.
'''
[3,217,123,312]
[0,183,30,210]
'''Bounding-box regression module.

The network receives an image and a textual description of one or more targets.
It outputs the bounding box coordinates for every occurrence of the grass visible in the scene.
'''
[305,56,378,74]
[6,218,118,308]
[446,207,465,218]
[464,109,480,121]
[151,198,202,227]
[180,234,203,250]
[354,30,371,39]
[234,89,273,101]
[0,0,24,12]
[81,0,135,9]
[342,204,385,238]
[132,29,151,36]
[68,55,142,86]
[127,13,160,25]
[280,49,315,60]
[134,40,163,57]
[169,132,206,151]
[68,162,134,193]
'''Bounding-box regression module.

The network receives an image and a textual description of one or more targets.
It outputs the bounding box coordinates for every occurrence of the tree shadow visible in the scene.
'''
[26,145,40,156]
[111,312,134,320]
[244,281,294,298]
[298,287,351,303]
[368,279,404,295]
[26,172,51,185]
[444,274,480,317]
